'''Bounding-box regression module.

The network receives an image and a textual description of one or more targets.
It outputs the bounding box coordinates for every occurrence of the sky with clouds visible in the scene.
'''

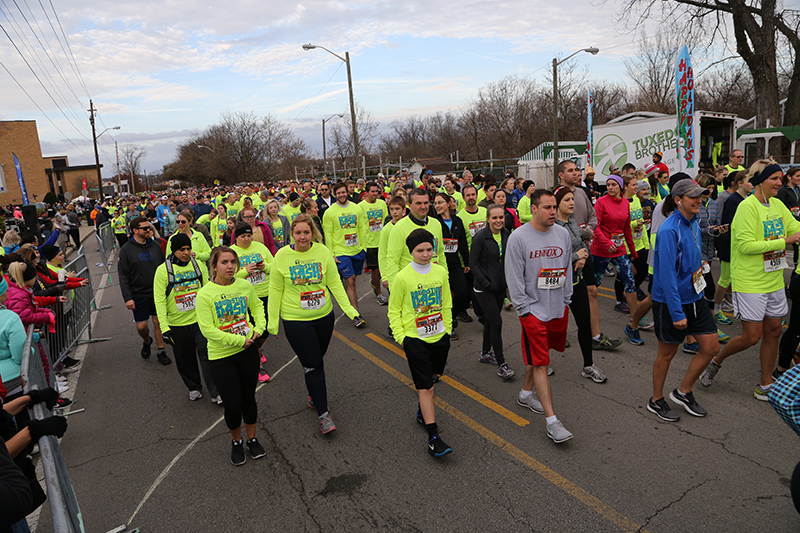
[0,0,690,176]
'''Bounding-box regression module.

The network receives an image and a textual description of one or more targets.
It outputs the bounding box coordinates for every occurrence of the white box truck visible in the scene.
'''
[591,111,738,177]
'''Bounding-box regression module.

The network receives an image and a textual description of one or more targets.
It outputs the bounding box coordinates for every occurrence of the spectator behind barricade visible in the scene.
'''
[2,231,20,255]
[0,275,32,400]
[233,206,277,255]
[300,198,324,242]
[262,199,290,249]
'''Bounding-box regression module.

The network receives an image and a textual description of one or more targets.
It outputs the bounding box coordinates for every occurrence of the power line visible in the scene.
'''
[15,0,85,106]
[0,3,90,138]
[288,62,345,126]
[37,0,88,99]
[0,20,92,142]
[46,0,89,97]
[0,57,89,156]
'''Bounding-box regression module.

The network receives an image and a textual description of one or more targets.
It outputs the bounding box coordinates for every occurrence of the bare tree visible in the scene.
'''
[617,0,800,129]
[622,31,687,114]
[170,111,309,185]
[328,104,379,169]
[119,144,146,193]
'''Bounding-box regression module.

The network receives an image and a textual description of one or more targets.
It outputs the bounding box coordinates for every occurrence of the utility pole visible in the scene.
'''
[345,52,361,180]
[89,100,102,199]
[115,141,121,194]
[552,58,559,188]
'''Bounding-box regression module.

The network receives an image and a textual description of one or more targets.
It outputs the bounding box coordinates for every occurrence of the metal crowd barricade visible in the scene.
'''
[46,245,111,366]
[95,222,117,288]
[21,325,86,533]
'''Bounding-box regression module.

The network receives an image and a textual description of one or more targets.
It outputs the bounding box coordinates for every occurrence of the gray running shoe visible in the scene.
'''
[376,294,389,306]
[592,333,622,351]
[581,365,607,383]
[547,366,554,376]
[517,392,544,414]
[700,360,721,387]
[547,421,574,443]
[647,397,680,422]
[319,411,337,434]
[479,351,498,365]
[353,316,366,328]
[497,362,516,380]
[188,390,202,401]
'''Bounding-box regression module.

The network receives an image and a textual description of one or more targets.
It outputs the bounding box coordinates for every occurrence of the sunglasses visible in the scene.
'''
[178,220,188,224]
[136,226,152,231]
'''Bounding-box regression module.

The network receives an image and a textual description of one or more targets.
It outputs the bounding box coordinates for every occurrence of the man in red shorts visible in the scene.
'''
[505,189,574,443]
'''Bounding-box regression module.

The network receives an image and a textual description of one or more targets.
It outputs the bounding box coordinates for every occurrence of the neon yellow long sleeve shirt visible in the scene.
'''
[517,196,532,224]
[361,199,388,249]
[267,243,358,335]
[322,201,367,257]
[211,216,229,246]
[153,259,209,333]
[378,220,398,283]
[731,195,800,293]
[196,278,266,360]
[231,241,273,297]
[388,263,452,345]
[166,230,212,263]
[383,215,443,287]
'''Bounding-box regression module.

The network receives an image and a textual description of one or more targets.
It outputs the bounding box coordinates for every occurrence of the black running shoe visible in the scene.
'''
[427,434,453,457]
[156,350,172,366]
[247,438,266,459]
[646,397,680,422]
[457,312,473,323]
[141,337,153,359]
[231,440,246,466]
[669,389,707,417]
[416,407,424,425]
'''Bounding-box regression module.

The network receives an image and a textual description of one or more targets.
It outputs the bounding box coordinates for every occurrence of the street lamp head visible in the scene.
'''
[302,43,317,51]
[584,47,599,55]
[112,126,121,130]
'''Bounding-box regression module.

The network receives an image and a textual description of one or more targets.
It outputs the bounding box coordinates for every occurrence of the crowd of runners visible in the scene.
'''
[4,151,799,473]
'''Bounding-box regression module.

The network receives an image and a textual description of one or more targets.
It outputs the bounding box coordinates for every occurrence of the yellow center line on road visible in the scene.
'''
[333,330,647,533]
[365,333,529,427]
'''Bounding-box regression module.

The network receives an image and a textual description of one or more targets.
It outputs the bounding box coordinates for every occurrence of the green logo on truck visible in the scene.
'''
[594,134,627,175]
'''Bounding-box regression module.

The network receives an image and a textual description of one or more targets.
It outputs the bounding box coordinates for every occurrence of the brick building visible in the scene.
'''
[0,120,101,204]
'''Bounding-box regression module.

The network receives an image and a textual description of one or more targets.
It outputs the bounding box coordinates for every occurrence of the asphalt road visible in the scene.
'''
[46,241,800,532]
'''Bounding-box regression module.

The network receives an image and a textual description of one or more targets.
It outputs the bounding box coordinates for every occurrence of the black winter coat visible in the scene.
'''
[469,227,509,293]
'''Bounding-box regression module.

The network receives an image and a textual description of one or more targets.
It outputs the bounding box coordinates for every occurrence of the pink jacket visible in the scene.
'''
[589,195,636,259]
[5,278,55,328]
[231,220,277,256]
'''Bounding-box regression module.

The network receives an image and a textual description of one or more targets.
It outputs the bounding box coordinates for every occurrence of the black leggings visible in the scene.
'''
[614,249,649,302]
[474,290,505,364]
[283,312,335,415]
[569,277,593,367]
[210,344,260,430]
[448,265,469,318]
[779,275,800,369]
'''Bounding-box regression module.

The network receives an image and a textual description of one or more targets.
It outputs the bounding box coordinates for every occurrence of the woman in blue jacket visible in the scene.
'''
[647,179,719,423]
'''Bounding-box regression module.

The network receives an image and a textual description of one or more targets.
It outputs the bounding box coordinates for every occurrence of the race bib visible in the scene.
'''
[345,233,358,246]
[702,260,711,274]
[611,232,624,247]
[443,238,458,253]
[175,291,197,312]
[692,267,706,294]
[369,220,383,232]
[633,227,643,240]
[247,271,266,285]
[764,250,786,272]
[537,268,567,290]
[415,313,444,338]
[221,319,250,337]
[300,289,325,310]
[469,221,485,237]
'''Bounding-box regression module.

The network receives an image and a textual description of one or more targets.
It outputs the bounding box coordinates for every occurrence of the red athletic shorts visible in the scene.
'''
[520,307,569,366]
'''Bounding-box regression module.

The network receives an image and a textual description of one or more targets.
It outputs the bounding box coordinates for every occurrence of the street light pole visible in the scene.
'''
[303,43,362,179]
[552,47,599,187]
[89,100,101,199]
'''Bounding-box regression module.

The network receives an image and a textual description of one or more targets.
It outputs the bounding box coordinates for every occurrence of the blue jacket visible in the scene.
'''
[652,209,704,322]
[156,205,170,225]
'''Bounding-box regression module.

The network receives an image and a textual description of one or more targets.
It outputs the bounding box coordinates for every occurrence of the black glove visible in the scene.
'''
[27,388,58,409]
[162,331,174,346]
[27,416,68,441]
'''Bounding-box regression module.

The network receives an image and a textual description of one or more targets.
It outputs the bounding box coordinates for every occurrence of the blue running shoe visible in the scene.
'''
[624,324,644,346]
